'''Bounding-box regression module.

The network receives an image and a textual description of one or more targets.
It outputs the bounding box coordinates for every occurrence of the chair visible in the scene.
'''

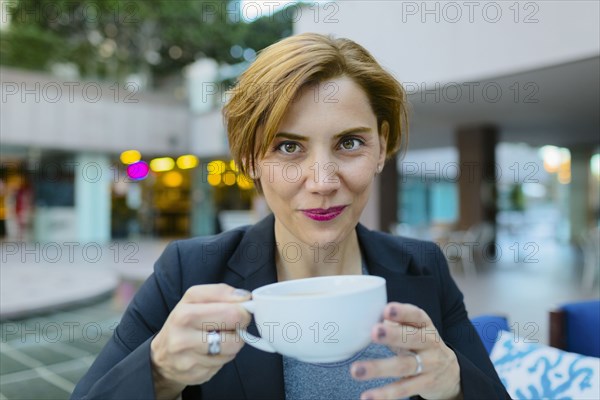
[549,299,600,357]
[470,314,510,354]
[448,222,495,277]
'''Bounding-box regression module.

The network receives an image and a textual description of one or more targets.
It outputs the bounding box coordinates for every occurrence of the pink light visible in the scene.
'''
[127,161,149,180]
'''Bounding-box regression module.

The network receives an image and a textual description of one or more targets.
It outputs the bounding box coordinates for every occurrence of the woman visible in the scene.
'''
[72,33,509,400]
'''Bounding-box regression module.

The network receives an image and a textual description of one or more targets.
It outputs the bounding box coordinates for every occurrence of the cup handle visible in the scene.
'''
[237,300,277,353]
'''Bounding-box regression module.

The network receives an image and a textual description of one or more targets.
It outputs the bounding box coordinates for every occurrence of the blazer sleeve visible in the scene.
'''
[71,241,185,400]
[431,244,511,400]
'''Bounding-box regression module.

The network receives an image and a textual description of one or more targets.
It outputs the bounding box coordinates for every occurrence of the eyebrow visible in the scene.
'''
[274,126,373,141]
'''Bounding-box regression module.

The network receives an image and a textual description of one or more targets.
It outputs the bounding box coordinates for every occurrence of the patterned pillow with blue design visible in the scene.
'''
[490,330,600,399]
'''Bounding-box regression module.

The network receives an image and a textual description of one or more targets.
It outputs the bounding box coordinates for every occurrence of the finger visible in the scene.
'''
[370,323,438,351]
[174,348,237,373]
[160,328,245,357]
[181,284,251,304]
[351,351,423,380]
[198,330,246,357]
[168,333,243,370]
[175,303,252,331]
[383,302,433,328]
[359,374,427,400]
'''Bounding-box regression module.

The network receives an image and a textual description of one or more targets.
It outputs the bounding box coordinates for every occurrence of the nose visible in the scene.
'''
[303,158,341,195]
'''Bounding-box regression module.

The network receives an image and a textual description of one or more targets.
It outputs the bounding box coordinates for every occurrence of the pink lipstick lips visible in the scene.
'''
[301,205,347,221]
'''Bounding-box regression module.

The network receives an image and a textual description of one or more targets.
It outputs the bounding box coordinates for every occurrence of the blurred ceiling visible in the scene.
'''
[407,56,600,150]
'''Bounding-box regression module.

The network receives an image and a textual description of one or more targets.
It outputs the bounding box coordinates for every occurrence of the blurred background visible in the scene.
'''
[0,1,598,398]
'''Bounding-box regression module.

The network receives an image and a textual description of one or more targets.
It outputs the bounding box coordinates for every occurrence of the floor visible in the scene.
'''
[452,235,598,345]
[0,228,598,399]
[0,299,123,399]
[0,239,168,399]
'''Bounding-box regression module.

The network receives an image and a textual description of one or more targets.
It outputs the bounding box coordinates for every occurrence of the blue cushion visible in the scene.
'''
[491,330,600,399]
[563,300,600,357]
[471,315,510,354]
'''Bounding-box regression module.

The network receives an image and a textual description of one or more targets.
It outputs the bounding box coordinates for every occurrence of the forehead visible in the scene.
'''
[277,77,377,134]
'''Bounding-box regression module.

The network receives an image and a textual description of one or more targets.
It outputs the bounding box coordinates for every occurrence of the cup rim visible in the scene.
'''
[252,275,386,299]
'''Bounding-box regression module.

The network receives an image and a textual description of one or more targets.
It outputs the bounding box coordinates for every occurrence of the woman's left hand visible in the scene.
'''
[351,302,462,400]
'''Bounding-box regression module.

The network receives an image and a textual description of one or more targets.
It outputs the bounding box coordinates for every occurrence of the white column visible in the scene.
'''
[75,153,111,243]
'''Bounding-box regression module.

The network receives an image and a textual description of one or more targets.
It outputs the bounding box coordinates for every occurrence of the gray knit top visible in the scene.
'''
[282,264,401,400]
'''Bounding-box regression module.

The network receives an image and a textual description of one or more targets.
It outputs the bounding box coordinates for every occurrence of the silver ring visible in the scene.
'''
[207,331,221,356]
[408,351,423,376]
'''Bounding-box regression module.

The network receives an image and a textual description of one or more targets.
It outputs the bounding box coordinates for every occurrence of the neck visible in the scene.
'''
[274,223,363,281]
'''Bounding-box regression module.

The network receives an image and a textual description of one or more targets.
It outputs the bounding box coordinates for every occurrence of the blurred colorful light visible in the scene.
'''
[127,161,149,180]
[591,154,600,177]
[223,171,237,186]
[150,157,175,172]
[540,145,562,173]
[177,155,198,169]
[207,174,221,186]
[558,158,571,184]
[207,160,226,175]
[163,171,183,187]
[120,150,141,164]
[237,174,254,190]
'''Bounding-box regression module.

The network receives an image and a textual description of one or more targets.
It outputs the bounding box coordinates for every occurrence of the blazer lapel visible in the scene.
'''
[226,214,285,400]
[356,224,443,328]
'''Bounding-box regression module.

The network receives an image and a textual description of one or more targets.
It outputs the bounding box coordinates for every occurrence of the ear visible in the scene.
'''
[377,121,389,172]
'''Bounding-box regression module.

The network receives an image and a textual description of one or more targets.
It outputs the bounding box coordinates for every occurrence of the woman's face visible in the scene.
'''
[256,76,388,248]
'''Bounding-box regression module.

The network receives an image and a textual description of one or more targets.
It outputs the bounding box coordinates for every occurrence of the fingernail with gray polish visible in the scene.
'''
[354,365,366,378]
[389,306,397,318]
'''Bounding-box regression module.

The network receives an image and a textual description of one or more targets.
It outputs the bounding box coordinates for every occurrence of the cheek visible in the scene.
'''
[344,163,376,195]
[259,165,299,201]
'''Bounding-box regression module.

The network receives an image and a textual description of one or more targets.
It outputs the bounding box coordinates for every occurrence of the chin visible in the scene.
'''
[298,224,352,248]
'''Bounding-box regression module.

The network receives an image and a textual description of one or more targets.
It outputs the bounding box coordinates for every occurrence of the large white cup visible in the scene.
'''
[238,275,387,363]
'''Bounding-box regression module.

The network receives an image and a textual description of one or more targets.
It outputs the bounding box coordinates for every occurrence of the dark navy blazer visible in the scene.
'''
[72,214,510,399]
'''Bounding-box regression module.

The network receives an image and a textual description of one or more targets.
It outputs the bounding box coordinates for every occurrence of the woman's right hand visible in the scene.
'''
[150,284,252,398]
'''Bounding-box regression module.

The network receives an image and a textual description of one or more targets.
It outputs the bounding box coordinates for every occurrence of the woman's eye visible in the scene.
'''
[278,142,299,154]
[340,138,362,150]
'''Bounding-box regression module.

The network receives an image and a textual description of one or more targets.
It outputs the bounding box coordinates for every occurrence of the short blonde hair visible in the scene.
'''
[223,32,408,179]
